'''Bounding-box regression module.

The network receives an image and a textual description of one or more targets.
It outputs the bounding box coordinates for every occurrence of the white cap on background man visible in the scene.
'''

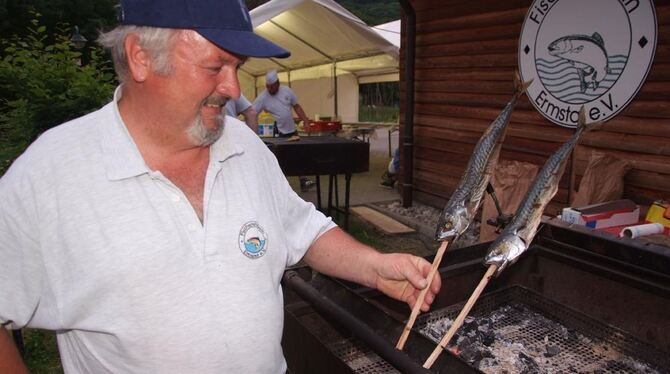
[266,69,278,84]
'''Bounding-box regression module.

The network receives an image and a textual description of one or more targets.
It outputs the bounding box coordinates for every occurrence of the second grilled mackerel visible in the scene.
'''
[485,107,600,275]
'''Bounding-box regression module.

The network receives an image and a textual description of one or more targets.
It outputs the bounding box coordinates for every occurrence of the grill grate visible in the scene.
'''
[299,312,400,373]
[416,286,669,373]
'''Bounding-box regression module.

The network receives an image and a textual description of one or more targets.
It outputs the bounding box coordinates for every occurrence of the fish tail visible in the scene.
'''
[513,70,533,98]
[577,106,603,132]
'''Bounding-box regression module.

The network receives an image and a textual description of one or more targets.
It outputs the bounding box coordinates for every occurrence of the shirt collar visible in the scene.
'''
[101,86,244,181]
[101,86,150,181]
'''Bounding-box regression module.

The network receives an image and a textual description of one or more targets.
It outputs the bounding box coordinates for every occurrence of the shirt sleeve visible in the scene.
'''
[258,143,336,267]
[287,87,299,107]
[0,163,44,329]
[235,94,252,113]
[252,92,265,113]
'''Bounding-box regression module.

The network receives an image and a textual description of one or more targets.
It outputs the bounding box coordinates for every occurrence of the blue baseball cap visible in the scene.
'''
[119,0,290,58]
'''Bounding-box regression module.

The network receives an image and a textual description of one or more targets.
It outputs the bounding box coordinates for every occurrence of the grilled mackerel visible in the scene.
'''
[484,107,600,275]
[435,72,532,241]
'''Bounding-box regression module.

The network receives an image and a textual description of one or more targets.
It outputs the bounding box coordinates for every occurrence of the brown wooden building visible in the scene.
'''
[398,0,670,214]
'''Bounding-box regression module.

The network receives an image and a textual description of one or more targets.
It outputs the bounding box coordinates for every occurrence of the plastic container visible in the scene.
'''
[258,112,275,138]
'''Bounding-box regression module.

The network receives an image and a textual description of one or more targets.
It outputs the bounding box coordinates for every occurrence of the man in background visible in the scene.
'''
[253,69,315,191]
[226,93,258,133]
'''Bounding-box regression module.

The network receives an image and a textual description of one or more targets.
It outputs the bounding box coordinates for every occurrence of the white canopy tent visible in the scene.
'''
[241,0,399,122]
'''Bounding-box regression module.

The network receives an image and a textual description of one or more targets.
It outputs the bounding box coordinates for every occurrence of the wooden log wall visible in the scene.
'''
[400,0,670,214]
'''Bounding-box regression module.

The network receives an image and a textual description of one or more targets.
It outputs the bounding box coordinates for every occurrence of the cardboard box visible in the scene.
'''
[646,200,670,229]
[561,199,640,230]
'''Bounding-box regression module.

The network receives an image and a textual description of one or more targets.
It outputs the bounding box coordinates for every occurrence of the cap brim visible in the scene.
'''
[197,29,290,58]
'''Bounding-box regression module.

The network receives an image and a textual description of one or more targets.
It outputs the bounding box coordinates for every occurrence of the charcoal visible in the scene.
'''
[459,347,478,363]
[477,357,498,370]
[544,345,560,357]
[518,352,540,373]
[480,331,496,346]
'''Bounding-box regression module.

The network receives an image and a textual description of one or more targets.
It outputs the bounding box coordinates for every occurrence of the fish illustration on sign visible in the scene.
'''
[548,33,611,92]
[435,72,532,242]
[484,107,601,275]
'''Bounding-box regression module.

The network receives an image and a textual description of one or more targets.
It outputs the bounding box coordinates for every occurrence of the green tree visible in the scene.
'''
[0,0,117,49]
[0,14,115,175]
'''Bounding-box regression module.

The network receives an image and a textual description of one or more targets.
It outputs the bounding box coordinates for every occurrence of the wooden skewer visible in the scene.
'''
[423,264,498,369]
[396,240,450,350]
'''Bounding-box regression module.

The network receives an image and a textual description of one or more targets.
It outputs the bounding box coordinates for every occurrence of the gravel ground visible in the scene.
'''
[374,200,482,249]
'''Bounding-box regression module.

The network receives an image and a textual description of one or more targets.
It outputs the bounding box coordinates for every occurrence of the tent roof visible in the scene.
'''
[242,0,399,80]
[372,20,400,48]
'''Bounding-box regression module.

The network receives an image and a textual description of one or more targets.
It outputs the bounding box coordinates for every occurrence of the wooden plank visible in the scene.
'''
[417,25,521,47]
[416,39,518,58]
[350,207,415,234]
[417,7,527,33]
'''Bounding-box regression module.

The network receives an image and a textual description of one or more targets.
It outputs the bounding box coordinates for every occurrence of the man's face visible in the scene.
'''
[267,80,280,95]
[155,30,246,146]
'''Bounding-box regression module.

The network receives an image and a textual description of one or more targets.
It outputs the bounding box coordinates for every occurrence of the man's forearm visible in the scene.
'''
[242,107,258,133]
[303,227,380,288]
[293,104,311,126]
[0,328,28,374]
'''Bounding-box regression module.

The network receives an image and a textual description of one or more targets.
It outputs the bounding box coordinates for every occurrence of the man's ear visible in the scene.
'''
[124,34,151,82]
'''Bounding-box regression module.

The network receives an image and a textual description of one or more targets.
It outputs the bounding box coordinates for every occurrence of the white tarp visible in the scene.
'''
[240,0,399,122]
[372,19,400,48]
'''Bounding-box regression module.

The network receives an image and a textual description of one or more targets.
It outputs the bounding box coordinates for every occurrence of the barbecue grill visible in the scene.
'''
[281,218,670,373]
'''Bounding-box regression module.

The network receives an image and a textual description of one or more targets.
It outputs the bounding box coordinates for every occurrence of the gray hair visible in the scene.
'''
[98,26,177,83]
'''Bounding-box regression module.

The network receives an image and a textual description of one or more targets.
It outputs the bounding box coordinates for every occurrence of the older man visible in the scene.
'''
[0,0,441,372]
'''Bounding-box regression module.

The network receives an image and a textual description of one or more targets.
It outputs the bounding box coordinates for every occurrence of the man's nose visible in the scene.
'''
[217,67,241,100]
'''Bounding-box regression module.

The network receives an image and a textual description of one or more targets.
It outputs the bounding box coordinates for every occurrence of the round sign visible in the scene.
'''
[518,0,657,127]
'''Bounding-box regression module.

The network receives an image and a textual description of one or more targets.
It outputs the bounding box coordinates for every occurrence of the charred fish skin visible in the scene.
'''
[484,108,600,275]
[435,73,532,242]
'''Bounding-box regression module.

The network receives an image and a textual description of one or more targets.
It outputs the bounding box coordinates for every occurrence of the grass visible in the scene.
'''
[21,329,62,374]
[358,105,399,124]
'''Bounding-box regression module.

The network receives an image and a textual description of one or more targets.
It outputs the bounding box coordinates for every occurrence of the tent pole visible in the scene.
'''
[399,0,415,208]
[333,62,338,117]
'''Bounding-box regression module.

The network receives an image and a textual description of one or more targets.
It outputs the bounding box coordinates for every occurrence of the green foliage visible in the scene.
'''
[0,0,118,50]
[335,0,400,25]
[359,81,399,123]
[22,329,63,374]
[246,0,400,25]
[0,14,115,175]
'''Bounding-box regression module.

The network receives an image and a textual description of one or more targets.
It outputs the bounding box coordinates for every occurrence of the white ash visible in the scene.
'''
[418,303,662,373]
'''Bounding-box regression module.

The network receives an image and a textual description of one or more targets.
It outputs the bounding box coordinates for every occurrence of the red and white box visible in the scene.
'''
[561,199,640,230]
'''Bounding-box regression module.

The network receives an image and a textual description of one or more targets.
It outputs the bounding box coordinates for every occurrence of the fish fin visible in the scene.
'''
[577,106,604,132]
[591,32,605,47]
[514,70,533,97]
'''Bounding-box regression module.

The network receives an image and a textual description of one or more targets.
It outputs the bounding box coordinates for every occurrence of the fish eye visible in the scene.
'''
[444,221,453,230]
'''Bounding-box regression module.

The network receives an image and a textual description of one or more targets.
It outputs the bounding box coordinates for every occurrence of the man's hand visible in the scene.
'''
[372,253,441,312]
[0,328,28,374]
[304,228,441,312]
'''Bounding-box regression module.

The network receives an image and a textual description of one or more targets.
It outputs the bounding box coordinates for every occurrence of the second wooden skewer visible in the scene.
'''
[423,264,498,369]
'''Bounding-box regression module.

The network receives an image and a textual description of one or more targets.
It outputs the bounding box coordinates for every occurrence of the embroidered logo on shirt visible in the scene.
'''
[238,221,268,259]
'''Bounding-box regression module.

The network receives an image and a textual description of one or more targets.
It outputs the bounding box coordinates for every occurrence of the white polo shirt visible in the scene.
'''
[252,86,299,135]
[0,87,335,373]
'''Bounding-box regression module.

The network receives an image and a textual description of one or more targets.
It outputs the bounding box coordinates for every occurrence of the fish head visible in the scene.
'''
[548,37,571,57]
[484,233,527,276]
[435,204,470,241]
